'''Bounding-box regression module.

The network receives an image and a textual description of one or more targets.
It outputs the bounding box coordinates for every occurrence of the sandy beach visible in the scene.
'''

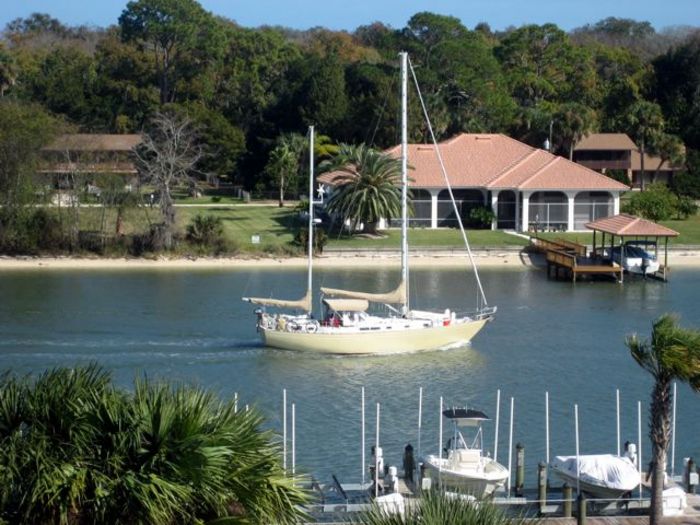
[1,249,699,270]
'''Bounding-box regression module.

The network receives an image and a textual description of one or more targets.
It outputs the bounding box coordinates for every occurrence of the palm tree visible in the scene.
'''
[648,132,685,184]
[323,143,403,235]
[625,314,700,525]
[625,101,665,191]
[265,133,306,207]
[0,365,309,524]
[553,102,597,160]
[357,489,532,525]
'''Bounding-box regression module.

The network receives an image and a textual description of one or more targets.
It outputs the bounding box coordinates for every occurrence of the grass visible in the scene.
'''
[47,203,700,256]
[325,228,527,249]
[176,206,300,253]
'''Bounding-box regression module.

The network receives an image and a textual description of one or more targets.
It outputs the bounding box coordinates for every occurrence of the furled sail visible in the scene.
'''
[321,280,406,305]
[244,290,311,312]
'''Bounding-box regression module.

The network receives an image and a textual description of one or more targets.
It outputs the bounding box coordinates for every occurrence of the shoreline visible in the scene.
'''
[2,249,700,270]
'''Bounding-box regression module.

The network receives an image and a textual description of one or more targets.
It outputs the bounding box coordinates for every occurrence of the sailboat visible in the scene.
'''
[243,52,496,355]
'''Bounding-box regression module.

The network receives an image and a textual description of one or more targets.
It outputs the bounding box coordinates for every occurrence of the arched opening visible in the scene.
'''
[529,191,567,232]
[574,191,613,230]
[496,191,516,229]
[437,189,485,227]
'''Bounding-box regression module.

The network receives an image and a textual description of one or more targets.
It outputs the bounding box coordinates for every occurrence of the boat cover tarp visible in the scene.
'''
[322,298,369,312]
[552,454,640,491]
[321,279,407,305]
[244,290,312,312]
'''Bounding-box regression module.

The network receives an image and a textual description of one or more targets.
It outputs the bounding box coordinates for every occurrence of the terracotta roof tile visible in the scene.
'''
[319,133,629,192]
[585,213,679,237]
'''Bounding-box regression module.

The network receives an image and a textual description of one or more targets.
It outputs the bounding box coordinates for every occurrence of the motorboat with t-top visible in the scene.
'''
[422,408,509,498]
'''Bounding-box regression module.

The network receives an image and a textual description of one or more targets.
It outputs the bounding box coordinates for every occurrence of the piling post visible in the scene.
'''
[686,458,696,493]
[563,483,573,517]
[515,443,525,496]
[577,493,587,525]
[537,461,547,515]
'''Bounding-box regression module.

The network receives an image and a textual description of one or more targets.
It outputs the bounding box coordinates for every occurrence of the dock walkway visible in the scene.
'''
[531,237,623,282]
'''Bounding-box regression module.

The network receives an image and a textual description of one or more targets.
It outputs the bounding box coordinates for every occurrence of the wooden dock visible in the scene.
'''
[532,237,623,282]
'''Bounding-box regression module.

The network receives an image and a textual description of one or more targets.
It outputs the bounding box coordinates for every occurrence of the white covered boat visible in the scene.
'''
[422,408,509,499]
[550,453,641,499]
[242,52,495,355]
[610,240,660,275]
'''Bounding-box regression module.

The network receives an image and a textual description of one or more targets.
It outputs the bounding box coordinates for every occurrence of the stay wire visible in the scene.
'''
[407,56,488,310]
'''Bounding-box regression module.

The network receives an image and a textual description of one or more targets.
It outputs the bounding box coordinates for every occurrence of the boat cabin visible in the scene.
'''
[321,298,369,327]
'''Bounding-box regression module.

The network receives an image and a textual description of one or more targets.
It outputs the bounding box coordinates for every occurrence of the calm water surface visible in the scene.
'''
[1,264,699,485]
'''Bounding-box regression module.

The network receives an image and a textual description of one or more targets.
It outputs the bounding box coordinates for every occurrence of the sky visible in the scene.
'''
[1,0,698,32]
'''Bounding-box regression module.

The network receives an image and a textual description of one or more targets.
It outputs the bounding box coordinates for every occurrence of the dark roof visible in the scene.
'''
[574,133,637,151]
[43,134,142,152]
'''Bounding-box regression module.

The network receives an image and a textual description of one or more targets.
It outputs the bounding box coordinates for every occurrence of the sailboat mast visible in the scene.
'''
[400,51,409,314]
[307,125,314,299]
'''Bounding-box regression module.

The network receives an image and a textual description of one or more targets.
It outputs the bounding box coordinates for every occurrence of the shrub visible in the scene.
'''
[622,184,677,221]
[468,205,496,229]
[186,214,226,252]
[294,226,328,254]
[676,195,699,219]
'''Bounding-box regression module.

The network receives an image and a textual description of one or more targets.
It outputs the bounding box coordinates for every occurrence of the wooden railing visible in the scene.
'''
[531,237,587,257]
[546,249,576,269]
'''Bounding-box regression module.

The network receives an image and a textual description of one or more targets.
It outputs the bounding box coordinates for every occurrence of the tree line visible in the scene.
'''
[1,2,700,200]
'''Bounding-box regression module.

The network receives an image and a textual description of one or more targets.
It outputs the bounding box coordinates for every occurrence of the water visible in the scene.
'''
[1,265,699,486]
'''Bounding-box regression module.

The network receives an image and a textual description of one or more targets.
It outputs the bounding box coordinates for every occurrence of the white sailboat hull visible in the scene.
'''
[259,317,489,355]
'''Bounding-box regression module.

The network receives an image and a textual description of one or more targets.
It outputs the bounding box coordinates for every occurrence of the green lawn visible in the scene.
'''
[176,206,300,253]
[325,228,527,249]
[67,203,700,256]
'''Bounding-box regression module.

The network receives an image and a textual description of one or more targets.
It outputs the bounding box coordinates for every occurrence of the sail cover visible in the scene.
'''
[552,454,640,491]
[321,279,407,305]
[244,290,311,312]
[322,298,369,312]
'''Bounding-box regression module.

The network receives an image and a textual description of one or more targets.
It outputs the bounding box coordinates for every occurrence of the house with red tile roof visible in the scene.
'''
[319,133,628,233]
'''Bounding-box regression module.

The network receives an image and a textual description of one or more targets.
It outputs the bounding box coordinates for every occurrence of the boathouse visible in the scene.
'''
[319,134,628,233]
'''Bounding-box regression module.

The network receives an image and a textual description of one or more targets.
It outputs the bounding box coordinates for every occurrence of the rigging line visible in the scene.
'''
[366,82,391,148]
[408,57,488,309]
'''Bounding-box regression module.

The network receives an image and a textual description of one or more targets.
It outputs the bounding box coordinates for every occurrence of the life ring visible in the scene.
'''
[305,322,318,333]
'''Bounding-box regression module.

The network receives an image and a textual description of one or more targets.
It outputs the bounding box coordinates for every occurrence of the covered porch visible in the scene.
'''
[488,189,620,233]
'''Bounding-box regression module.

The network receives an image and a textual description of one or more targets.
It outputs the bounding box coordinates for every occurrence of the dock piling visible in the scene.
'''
[515,443,525,496]
[563,483,573,517]
[537,461,547,515]
[577,493,587,525]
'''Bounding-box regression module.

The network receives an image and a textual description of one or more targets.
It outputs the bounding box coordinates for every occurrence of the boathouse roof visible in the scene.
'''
[585,213,679,237]
[42,134,142,152]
